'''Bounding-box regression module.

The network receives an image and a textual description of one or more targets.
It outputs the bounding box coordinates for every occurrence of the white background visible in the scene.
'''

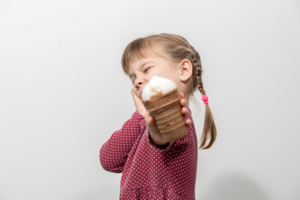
[0,0,299,199]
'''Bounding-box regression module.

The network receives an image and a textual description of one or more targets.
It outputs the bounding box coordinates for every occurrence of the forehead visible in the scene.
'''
[130,55,156,67]
[127,42,164,66]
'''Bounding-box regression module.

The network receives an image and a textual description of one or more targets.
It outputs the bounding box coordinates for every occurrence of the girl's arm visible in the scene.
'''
[99,111,144,173]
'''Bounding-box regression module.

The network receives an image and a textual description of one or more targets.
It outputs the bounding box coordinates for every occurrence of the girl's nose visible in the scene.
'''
[135,79,144,87]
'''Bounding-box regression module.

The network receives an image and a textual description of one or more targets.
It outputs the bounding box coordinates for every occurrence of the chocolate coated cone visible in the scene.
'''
[142,88,187,142]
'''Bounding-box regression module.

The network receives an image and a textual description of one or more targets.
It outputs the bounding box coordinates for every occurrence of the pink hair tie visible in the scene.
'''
[202,95,209,105]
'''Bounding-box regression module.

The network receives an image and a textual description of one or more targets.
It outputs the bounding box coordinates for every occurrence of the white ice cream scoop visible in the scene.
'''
[142,75,177,101]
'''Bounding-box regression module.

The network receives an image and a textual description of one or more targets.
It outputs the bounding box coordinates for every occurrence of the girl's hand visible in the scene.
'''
[131,87,148,117]
[178,92,192,129]
[131,87,164,145]
[143,92,193,146]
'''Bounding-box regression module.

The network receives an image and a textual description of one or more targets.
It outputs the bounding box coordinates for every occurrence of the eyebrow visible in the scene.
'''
[129,61,153,79]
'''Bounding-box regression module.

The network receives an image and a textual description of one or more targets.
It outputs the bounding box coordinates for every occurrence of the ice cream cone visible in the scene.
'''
[142,88,187,142]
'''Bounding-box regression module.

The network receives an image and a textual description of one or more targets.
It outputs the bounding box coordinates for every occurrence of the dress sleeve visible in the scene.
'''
[99,111,144,173]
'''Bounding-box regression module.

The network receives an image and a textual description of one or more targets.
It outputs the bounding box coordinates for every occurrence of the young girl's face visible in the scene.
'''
[129,53,180,99]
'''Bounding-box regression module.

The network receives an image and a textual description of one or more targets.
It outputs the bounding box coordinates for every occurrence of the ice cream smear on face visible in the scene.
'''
[142,76,177,101]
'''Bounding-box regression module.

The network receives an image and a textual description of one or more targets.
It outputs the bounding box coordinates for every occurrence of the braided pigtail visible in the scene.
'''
[191,50,217,149]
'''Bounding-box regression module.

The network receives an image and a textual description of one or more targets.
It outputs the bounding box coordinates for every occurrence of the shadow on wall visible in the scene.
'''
[199,172,271,200]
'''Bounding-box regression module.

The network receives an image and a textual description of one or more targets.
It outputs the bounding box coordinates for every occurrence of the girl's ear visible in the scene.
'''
[179,59,193,82]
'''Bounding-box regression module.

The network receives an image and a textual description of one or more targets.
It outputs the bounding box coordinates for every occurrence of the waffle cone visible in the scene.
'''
[142,88,187,142]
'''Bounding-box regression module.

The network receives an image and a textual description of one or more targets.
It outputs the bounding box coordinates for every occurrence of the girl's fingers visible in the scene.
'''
[179,93,184,101]
[148,115,153,124]
[185,119,192,127]
[179,93,189,117]
[179,93,186,107]
[180,98,186,107]
[145,113,153,125]
[181,107,189,118]
[131,89,137,98]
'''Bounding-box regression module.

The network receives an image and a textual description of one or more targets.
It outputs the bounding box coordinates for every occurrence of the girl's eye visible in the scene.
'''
[144,67,151,73]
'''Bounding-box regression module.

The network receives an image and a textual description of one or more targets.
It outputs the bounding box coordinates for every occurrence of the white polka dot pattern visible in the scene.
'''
[100,107,197,200]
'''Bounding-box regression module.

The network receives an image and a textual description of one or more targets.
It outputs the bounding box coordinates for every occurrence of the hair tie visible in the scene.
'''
[202,95,209,105]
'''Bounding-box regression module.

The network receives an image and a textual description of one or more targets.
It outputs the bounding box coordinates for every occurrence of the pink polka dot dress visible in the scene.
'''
[100,107,198,199]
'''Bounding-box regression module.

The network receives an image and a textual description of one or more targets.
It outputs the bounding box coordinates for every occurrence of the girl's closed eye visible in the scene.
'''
[131,67,151,84]
[144,67,151,73]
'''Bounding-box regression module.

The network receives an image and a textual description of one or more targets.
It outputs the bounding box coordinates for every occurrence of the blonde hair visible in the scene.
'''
[121,33,217,149]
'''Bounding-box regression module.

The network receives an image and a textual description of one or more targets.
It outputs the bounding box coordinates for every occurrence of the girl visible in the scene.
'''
[100,33,217,199]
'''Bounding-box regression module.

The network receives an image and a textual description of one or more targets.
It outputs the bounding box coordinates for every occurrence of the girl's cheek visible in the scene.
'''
[145,72,154,83]
[145,67,166,82]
